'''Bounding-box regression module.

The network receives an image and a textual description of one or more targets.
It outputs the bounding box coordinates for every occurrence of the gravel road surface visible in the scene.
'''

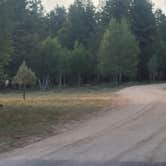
[1,84,166,166]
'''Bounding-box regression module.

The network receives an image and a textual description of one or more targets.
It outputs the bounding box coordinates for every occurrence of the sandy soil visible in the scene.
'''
[1,84,166,166]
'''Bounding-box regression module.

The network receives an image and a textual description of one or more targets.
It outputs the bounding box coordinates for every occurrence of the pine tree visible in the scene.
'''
[148,54,158,81]
[129,0,157,80]
[14,61,36,100]
[0,0,13,84]
[9,0,45,76]
[100,0,131,27]
[49,6,66,37]
[157,41,166,79]
[155,9,166,42]
[58,0,96,48]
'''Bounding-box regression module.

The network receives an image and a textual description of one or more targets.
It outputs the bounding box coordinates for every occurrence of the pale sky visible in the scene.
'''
[42,0,166,12]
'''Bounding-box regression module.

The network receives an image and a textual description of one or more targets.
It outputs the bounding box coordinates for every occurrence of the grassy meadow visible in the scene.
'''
[0,87,115,153]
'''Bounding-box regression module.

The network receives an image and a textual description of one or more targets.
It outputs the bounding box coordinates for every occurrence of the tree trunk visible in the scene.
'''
[78,74,81,86]
[44,76,49,90]
[96,74,101,83]
[39,76,49,91]
[23,84,26,101]
[63,75,66,87]
[113,75,118,85]
[59,73,62,88]
[39,80,42,90]
[119,73,122,84]
[153,74,155,81]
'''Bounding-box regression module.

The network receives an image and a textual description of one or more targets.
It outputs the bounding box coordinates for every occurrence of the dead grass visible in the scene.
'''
[0,87,114,153]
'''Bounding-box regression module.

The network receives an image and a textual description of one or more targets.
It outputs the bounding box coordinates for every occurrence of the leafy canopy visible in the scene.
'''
[98,19,139,78]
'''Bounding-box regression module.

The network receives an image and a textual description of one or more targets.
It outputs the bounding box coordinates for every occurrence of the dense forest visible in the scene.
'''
[1,0,166,89]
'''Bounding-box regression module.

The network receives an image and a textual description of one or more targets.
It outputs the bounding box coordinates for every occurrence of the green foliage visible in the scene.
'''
[98,19,139,81]
[40,37,70,87]
[40,37,61,76]
[14,61,36,100]
[101,0,131,26]
[148,54,158,80]
[48,6,66,37]
[9,0,46,76]
[0,0,13,83]
[1,0,166,87]
[71,42,90,85]
[129,0,157,80]
[155,9,166,42]
[148,41,166,80]
[14,61,36,86]
[58,0,96,48]
[148,55,158,74]
[157,41,166,74]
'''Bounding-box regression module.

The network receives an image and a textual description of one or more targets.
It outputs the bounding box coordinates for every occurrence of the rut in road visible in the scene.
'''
[44,103,158,158]
[112,120,166,161]
[1,84,166,165]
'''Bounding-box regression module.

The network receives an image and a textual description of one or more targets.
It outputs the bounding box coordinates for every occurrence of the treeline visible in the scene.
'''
[1,0,166,89]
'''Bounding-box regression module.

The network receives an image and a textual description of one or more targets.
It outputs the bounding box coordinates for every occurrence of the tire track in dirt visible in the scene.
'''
[111,108,166,161]
[147,137,166,163]
[2,84,166,165]
[44,102,158,157]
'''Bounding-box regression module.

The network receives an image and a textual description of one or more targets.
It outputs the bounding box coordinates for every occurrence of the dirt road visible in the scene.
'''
[1,84,166,166]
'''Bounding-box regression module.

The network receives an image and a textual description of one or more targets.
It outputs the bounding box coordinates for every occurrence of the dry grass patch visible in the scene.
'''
[0,87,114,153]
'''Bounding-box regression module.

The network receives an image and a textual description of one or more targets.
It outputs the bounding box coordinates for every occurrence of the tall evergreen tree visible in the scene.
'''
[58,0,96,48]
[14,61,36,100]
[156,41,166,79]
[100,0,131,28]
[0,0,13,84]
[155,9,166,42]
[1,0,166,87]
[49,6,66,37]
[9,0,45,76]
[129,0,157,80]
[148,54,158,81]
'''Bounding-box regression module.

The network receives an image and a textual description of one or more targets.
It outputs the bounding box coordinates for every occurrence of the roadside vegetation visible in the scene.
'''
[1,0,166,154]
[0,87,115,153]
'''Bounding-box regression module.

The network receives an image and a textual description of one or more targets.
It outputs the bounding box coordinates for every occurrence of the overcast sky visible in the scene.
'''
[42,0,166,12]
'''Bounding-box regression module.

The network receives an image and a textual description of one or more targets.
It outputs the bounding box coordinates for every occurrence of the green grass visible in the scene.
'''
[0,87,114,153]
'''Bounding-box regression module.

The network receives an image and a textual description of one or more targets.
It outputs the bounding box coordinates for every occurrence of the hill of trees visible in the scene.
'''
[1,0,166,89]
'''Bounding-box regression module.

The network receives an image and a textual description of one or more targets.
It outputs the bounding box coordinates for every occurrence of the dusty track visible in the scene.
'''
[1,84,166,166]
